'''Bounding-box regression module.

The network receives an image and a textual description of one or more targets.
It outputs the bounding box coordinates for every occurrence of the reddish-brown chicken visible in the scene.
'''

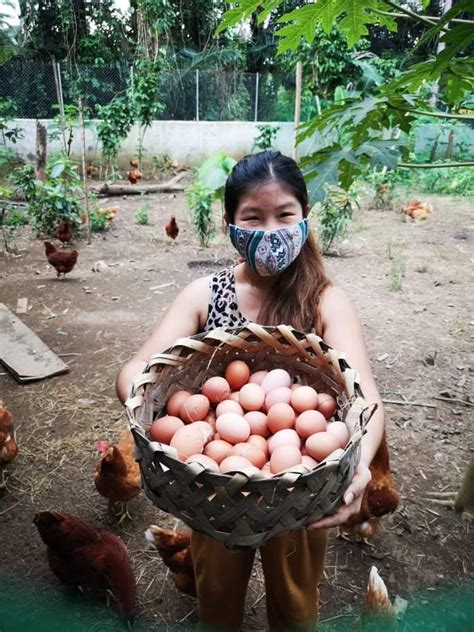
[55,219,73,245]
[165,215,179,241]
[127,170,142,184]
[0,401,18,489]
[129,159,139,169]
[34,511,136,624]
[356,566,397,631]
[44,241,78,278]
[402,200,432,221]
[86,165,99,178]
[341,433,400,542]
[145,525,196,596]
[95,430,141,521]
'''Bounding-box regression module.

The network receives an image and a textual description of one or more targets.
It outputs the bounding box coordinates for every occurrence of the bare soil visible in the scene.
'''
[0,184,472,631]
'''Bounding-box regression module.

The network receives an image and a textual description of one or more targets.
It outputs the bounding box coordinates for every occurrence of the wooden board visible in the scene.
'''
[0,303,69,382]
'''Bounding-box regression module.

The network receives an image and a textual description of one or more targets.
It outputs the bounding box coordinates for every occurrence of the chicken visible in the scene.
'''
[401,200,432,221]
[165,215,179,242]
[86,165,99,178]
[33,511,136,625]
[129,159,139,169]
[0,401,18,490]
[44,241,78,279]
[97,206,118,222]
[94,429,141,521]
[145,525,196,597]
[355,566,397,631]
[55,219,73,245]
[127,170,142,185]
[340,433,400,543]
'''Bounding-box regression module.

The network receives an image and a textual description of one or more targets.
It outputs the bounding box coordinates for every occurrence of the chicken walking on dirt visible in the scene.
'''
[34,511,136,627]
[0,401,18,490]
[145,525,196,597]
[95,429,141,522]
[44,241,78,278]
[55,219,73,245]
[357,565,398,631]
[165,215,179,242]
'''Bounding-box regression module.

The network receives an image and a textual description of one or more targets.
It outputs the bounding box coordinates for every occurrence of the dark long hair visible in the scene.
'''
[224,151,331,333]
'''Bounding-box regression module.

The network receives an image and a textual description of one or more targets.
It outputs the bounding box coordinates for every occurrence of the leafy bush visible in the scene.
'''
[313,186,360,253]
[394,165,474,197]
[134,198,150,225]
[88,209,109,232]
[186,181,214,247]
[3,206,29,227]
[13,156,83,237]
[253,124,280,151]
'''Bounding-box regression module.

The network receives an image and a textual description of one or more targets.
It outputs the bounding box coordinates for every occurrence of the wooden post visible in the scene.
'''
[293,61,303,161]
[78,97,91,245]
[254,72,259,122]
[35,121,47,181]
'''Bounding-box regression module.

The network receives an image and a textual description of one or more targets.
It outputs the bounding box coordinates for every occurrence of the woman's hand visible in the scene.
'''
[307,463,372,530]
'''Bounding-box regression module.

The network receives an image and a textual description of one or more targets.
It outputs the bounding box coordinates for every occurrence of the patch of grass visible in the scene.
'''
[135,197,150,225]
[387,242,406,291]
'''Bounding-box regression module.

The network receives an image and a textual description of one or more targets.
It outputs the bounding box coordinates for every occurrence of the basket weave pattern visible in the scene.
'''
[126,324,374,549]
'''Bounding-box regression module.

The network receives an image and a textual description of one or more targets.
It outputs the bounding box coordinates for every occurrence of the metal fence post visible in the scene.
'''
[196,69,199,121]
[254,72,259,122]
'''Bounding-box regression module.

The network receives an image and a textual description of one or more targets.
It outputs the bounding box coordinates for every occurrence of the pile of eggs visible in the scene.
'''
[148,361,350,477]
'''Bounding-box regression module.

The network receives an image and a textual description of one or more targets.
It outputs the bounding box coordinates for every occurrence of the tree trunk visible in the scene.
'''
[35,120,47,181]
[455,455,474,519]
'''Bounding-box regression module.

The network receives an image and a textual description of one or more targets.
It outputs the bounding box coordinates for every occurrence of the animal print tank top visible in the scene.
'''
[204,267,248,331]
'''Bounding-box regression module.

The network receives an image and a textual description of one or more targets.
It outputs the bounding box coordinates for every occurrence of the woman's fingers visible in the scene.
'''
[343,464,371,505]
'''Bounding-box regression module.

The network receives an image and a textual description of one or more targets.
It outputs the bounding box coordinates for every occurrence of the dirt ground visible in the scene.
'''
[0,182,473,631]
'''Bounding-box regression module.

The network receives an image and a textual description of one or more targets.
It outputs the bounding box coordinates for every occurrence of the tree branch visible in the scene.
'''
[398,162,474,168]
[383,0,438,26]
[396,108,474,121]
[374,9,472,26]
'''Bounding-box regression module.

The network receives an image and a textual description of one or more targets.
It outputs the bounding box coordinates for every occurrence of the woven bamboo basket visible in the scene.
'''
[126,324,375,549]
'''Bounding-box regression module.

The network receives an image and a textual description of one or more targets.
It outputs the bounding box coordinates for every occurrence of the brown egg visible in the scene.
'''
[170,425,205,461]
[232,442,266,469]
[219,455,254,474]
[301,454,319,469]
[229,391,241,402]
[326,421,350,447]
[267,428,301,454]
[216,399,244,417]
[225,360,250,390]
[248,370,268,385]
[267,402,296,434]
[305,432,340,461]
[261,462,273,478]
[204,439,234,464]
[247,434,269,458]
[216,413,250,444]
[295,410,327,439]
[317,393,338,419]
[149,415,184,444]
[202,376,231,404]
[290,386,318,413]
[179,394,210,423]
[192,421,214,445]
[239,383,265,411]
[204,409,217,432]
[261,369,292,394]
[270,446,302,474]
[166,390,192,417]
[244,411,269,437]
[264,387,292,412]
[185,454,219,472]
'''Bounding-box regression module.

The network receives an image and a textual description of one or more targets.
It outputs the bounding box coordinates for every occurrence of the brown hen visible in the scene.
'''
[401,199,432,221]
[340,433,400,542]
[0,401,18,489]
[44,241,78,278]
[55,219,73,245]
[95,430,141,521]
[34,511,136,624]
[145,525,196,596]
[165,215,179,241]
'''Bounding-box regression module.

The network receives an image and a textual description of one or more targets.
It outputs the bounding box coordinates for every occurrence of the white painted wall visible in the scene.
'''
[9,119,316,167]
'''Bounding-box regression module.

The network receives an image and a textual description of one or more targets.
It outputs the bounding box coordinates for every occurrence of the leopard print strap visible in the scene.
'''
[204,267,248,332]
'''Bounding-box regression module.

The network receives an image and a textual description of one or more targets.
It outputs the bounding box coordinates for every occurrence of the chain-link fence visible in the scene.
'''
[0,59,298,121]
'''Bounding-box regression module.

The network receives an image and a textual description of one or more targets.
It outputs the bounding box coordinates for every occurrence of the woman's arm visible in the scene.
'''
[308,285,384,529]
[116,276,210,403]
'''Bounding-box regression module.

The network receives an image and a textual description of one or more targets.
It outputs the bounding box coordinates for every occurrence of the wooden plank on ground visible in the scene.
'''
[0,303,69,382]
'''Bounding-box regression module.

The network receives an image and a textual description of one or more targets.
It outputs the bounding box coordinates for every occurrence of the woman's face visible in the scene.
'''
[231,181,305,231]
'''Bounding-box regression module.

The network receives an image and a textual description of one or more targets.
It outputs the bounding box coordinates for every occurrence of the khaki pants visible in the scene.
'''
[191,528,329,632]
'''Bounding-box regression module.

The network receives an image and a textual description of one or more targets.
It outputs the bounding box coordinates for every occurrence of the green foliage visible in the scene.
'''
[3,206,29,227]
[132,59,165,161]
[48,104,82,157]
[396,165,474,197]
[12,155,83,237]
[197,152,236,201]
[96,95,135,171]
[253,124,280,151]
[313,186,360,253]
[134,197,150,225]
[186,180,214,247]
[0,98,23,167]
[88,209,108,232]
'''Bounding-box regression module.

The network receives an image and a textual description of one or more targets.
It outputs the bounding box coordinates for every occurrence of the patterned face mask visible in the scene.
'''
[229,218,309,276]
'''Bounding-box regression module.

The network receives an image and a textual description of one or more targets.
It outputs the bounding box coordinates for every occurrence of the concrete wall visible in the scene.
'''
[9,119,307,167]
